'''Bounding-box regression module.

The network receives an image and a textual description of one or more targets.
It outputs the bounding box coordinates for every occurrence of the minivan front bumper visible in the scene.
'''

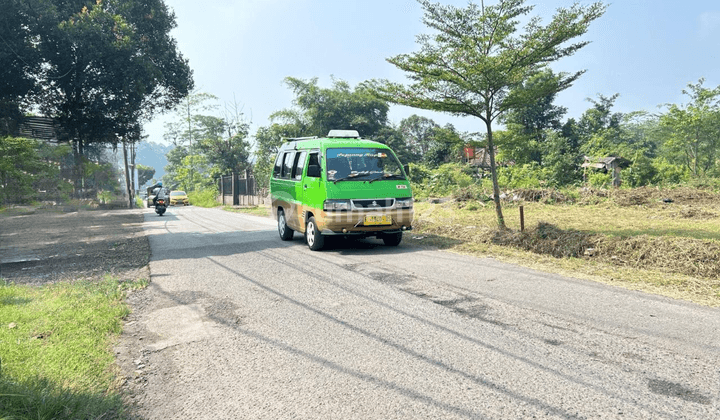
[316,207,414,235]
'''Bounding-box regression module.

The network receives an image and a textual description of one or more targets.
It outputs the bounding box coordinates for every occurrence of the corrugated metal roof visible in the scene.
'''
[16,116,66,142]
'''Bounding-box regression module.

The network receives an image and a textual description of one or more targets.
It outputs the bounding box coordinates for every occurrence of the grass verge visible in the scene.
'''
[0,276,148,419]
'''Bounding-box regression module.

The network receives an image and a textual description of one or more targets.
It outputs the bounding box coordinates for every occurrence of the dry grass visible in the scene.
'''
[408,187,720,307]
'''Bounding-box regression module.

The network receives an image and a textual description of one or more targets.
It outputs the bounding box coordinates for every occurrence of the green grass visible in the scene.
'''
[0,276,147,419]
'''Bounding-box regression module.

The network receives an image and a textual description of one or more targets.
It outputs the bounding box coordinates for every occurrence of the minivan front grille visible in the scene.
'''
[352,199,394,209]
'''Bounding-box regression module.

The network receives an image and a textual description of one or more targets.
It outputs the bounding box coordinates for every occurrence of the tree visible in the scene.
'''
[0,0,40,135]
[280,77,389,138]
[500,69,567,165]
[253,123,305,190]
[370,0,606,228]
[163,91,220,146]
[253,77,392,189]
[423,124,465,167]
[0,137,75,204]
[28,0,193,155]
[659,79,720,178]
[372,126,417,165]
[161,92,252,190]
[136,164,156,186]
[398,115,439,157]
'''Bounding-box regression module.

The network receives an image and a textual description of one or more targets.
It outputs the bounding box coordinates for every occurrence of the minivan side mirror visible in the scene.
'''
[403,164,410,176]
[307,164,321,178]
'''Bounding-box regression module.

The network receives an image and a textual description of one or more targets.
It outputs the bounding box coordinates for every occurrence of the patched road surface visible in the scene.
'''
[122,206,720,419]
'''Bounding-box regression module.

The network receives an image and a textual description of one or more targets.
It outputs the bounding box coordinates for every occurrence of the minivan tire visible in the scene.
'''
[278,209,294,241]
[382,232,403,246]
[305,216,325,251]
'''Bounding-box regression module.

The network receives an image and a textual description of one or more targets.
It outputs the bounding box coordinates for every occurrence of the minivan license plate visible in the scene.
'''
[364,215,392,226]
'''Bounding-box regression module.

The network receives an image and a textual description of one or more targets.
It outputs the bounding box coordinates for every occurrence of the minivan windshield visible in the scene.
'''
[326,148,405,183]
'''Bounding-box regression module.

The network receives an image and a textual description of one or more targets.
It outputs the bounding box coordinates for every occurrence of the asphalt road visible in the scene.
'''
[130,205,720,419]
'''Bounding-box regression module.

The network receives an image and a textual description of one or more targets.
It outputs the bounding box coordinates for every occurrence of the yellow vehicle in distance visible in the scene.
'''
[169,190,189,206]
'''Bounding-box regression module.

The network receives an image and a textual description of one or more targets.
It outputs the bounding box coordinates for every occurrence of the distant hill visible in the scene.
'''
[136,141,174,187]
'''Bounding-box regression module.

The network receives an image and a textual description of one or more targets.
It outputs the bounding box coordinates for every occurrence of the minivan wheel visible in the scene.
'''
[305,216,325,251]
[382,232,403,246]
[278,209,294,240]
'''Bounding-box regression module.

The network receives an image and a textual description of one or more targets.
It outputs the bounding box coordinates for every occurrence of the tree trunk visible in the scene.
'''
[485,121,506,229]
[122,140,133,209]
[130,141,136,200]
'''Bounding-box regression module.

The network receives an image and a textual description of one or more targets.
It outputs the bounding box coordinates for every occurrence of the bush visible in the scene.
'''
[652,158,690,185]
[496,164,549,189]
[187,187,219,208]
[587,171,612,188]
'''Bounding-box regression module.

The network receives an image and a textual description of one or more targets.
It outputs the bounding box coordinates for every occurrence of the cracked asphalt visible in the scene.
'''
[117,206,720,419]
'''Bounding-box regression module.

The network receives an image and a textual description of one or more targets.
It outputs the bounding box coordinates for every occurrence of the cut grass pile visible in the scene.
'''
[0,276,147,420]
[408,187,720,307]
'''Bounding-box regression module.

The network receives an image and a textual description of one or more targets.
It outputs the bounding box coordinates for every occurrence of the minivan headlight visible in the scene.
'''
[396,198,413,209]
[324,199,350,211]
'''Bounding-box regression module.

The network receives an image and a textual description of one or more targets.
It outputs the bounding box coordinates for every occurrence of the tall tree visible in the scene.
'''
[500,69,567,165]
[398,115,439,157]
[370,0,606,228]
[660,79,720,178]
[136,163,155,186]
[29,0,193,151]
[281,77,389,138]
[0,0,40,135]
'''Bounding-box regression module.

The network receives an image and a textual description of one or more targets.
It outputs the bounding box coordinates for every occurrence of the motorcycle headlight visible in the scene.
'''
[323,199,350,211]
[395,198,413,209]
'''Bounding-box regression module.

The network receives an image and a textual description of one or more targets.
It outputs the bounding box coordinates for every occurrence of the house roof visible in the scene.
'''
[16,116,66,142]
[581,156,632,169]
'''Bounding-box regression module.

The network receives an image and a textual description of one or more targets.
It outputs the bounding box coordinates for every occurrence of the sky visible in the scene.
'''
[143,0,720,145]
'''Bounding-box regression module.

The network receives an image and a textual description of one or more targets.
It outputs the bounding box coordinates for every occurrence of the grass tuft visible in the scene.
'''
[0,276,147,419]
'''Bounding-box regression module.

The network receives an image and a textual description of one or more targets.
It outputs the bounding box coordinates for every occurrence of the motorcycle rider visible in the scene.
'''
[148,182,168,207]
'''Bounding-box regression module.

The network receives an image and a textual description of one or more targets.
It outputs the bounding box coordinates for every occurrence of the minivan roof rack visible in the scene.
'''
[327,130,360,138]
[284,136,317,142]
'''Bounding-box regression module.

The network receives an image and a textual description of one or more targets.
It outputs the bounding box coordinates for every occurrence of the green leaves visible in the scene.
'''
[372,0,607,228]
[660,79,720,178]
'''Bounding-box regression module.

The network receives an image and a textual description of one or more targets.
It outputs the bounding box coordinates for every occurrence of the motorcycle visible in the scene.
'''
[155,198,167,216]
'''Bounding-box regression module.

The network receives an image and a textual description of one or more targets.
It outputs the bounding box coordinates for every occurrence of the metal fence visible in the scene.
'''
[217,170,267,206]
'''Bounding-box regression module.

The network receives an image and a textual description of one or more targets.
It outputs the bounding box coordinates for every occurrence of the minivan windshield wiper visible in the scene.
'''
[367,174,405,183]
[332,172,375,184]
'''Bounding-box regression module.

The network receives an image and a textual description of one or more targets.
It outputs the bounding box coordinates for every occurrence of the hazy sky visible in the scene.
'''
[143,0,720,144]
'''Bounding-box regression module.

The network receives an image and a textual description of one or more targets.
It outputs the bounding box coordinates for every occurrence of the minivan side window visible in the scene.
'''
[281,152,295,179]
[292,151,307,180]
[307,152,320,178]
[272,153,283,178]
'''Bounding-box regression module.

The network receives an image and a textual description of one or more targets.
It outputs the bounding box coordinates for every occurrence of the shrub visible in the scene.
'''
[652,158,690,185]
[188,187,219,208]
[587,171,612,188]
[496,164,549,189]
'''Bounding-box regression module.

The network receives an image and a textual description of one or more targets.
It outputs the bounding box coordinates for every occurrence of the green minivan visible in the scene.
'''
[270,130,414,250]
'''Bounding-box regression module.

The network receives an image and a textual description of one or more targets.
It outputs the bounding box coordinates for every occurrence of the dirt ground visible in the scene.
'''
[0,205,150,285]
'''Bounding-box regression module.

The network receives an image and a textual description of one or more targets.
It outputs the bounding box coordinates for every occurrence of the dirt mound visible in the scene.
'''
[612,187,720,207]
[491,222,594,258]
[592,235,720,279]
[508,189,575,204]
